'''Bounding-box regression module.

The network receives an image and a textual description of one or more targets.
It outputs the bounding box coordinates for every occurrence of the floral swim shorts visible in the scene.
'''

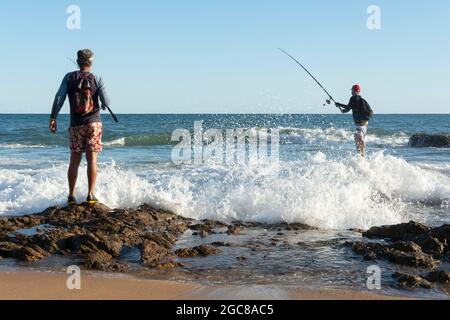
[69,122,103,153]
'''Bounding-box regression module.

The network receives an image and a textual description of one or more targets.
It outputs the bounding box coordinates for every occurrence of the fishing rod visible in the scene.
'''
[67,58,119,123]
[104,105,118,122]
[278,48,338,107]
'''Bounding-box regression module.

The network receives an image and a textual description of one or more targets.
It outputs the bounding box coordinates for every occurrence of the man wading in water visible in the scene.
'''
[335,85,373,156]
[49,49,111,205]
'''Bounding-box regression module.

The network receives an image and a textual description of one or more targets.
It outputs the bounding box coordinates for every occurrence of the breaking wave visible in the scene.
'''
[1,152,449,230]
[279,127,409,147]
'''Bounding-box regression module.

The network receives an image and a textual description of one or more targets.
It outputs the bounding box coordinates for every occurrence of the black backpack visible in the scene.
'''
[360,97,374,120]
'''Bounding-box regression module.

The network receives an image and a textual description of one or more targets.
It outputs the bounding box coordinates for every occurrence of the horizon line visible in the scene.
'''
[2,113,450,116]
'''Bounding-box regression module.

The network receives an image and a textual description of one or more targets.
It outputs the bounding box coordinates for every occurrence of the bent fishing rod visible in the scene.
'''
[278,48,339,108]
[67,57,119,123]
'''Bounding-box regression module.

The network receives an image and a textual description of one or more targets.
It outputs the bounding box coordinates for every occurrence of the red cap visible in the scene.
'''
[351,84,361,93]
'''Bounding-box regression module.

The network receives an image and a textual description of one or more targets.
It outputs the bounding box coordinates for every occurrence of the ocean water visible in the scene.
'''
[1,113,449,297]
[1,114,449,228]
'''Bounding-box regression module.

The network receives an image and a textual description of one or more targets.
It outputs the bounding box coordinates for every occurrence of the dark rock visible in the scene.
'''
[363,251,377,261]
[83,250,112,265]
[31,229,75,254]
[189,220,226,236]
[422,270,450,284]
[0,241,21,258]
[347,241,437,268]
[286,223,317,231]
[174,248,199,258]
[0,215,44,234]
[417,235,446,256]
[386,250,437,268]
[12,246,49,262]
[83,251,129,272]
[175,245,221,258]
[389,241,423,254]
[363,221,430,241]
[210,241,235,247]
[143,232,177,250]
[140,240,171,267]
[0,203,196,272]
[430,224,450,250]
[227,225,243,235]
[156,261,184,270]
[267,222,317,231]
[409,134,450,148]
[194,245,220,256]
[392,272,433,289]
[346,241,385,257]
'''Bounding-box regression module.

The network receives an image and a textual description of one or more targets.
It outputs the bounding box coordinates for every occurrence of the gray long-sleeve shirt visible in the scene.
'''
[51,71,111,127]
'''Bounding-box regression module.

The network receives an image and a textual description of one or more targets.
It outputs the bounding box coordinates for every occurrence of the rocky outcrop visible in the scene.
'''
[0,203,192,271]
[347,241,438,268]
[363,221,430,241]
[358,221,449,257]
[393,270,450,289]
[422,270,450,285]
[349,221,449,290]
[227,225,243,235]
[392,272,433,289]
[175,245,221,258]
[409,134,450,148]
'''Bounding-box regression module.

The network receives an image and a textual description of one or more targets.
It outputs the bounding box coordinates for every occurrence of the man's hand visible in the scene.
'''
[49,119,57,134]
[335,103,346,113]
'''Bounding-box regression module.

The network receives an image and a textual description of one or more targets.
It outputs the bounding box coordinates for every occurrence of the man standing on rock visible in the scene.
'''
[49,49,111,205]
[335,85,374,156]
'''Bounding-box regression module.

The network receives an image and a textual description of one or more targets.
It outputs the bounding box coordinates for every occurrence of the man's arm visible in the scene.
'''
[50,74,69,120]
[95,75,111,110]
[335,102,352,113]
[49,74,69,133]
[336,96,357,113]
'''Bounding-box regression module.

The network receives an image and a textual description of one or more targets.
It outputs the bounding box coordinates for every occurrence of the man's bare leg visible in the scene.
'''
[68,152,83,197]
[355,134,365,156]
[86,151,98,196]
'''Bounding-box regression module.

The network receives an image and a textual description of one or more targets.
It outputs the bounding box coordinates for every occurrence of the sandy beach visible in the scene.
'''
[0,271,407,300]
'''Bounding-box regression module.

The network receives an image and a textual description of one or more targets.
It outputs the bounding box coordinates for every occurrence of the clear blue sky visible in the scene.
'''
[0,0,449,114]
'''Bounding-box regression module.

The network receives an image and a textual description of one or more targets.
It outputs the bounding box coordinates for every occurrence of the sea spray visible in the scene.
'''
[1,152,449,230]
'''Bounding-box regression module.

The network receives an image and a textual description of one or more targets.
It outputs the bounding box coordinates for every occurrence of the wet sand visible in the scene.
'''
[0,271,408,300]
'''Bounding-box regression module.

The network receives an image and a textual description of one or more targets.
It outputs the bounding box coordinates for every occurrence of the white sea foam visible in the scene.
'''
[0,143,47,149]
[279,127,409,147]
[103,137,126,146]
[1,152,449,230]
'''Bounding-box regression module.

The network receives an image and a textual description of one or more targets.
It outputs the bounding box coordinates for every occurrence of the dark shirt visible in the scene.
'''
[51,71,111,127]
[336,95,371,125]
